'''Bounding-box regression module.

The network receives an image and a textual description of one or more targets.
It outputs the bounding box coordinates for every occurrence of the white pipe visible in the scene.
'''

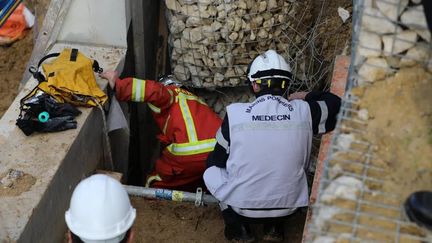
[124,185,219,206]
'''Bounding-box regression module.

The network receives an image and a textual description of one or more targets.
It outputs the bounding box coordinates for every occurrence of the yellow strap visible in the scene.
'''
[166,139,217,156]
[148,103,161,113]
[145,174,162,187]
[168,89,174,105]
[163,114,170,134]
[131,78,146,102]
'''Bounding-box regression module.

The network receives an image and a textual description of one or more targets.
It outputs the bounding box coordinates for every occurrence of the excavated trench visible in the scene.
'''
[0,0,352,242]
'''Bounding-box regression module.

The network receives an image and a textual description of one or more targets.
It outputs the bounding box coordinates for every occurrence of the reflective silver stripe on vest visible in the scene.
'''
[231,121,309,133]
[317,101,328,134]
[216,128,229,153]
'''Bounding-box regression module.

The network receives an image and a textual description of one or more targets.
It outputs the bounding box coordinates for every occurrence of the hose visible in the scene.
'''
[124,185,218,207]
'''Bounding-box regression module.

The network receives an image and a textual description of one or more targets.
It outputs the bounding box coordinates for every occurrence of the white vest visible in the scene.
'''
[207,95,312,209]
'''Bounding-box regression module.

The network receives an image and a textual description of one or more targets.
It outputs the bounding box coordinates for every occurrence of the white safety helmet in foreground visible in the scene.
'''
[65,174,136,243]
[247,49,292,82]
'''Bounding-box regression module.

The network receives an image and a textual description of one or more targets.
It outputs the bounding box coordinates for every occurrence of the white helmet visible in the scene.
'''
[247,50,292,82]
[158,75,183,87]
[65,174,136,243]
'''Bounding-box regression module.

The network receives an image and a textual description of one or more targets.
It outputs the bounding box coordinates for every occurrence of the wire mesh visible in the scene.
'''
[305,0,432,242]
[164,0,350,91]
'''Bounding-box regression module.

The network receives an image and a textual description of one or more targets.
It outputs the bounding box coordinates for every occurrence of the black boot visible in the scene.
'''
[404,191,432,231]
[263,222,284,242]
[224,223,255,242]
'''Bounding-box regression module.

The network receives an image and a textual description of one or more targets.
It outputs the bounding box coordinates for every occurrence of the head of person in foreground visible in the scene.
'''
[65,174,136,243]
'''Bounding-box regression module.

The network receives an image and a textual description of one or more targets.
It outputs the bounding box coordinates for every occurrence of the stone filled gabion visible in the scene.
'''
[356,0,432,85]
[195,87,255,118]
[165,0,312,88]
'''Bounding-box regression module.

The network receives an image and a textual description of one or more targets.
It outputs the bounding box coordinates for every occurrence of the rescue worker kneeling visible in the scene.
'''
[203,50,341,242]
[65,174,136,243]
[100,71,222,191]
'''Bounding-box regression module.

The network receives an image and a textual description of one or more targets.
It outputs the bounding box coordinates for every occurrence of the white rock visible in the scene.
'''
[165,0,182,11]
[225,68,236,77]
[181,4,199,16]
[227,18,235,31]
[415,29,431,42]
[178,0,197,4]
[237,0,247,10]
[169,19,185,34]
[182,27,204,43]
[358,30,382,57]
[376,0,408,22]
[401,5,428,30]
[382,30,417,54]
[358,108,369,121]
[188,65,200,76]
[250,30,256,40]
[174,65,191,80]
[315,207,340,231]
[173,38,191,50]
[336,133,355,151]
[258,1,267,12]
[214,72,225,82]
[186,16,204,27]
[234,17,242,32]
[329,164,343,179]
[312,236,335,243]
[321,176,364,202]
[337,7,350,23]
[268,0,277,10]
[400,43,431,67]
[191,77,201,86]
[235,66,246,75]
[201,25,214,38]
[211,21,223,31]
[263,18,275,29]
[358,57,389,82]
[229,78,241,86]
[362,7,401,34]
[257,28,268,39]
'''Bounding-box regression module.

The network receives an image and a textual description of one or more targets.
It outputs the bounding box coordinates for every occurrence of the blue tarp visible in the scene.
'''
[0,0,22,28]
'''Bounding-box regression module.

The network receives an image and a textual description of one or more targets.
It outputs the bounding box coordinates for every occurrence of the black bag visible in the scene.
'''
[16,90,82,136]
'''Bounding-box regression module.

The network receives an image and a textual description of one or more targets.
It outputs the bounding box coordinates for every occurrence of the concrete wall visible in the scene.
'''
[0,0,129,241]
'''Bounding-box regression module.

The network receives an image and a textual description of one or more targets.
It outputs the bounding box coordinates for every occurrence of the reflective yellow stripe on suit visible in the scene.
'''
[166,139,217,156]
[131,78,146,102]
[178,93,198,142]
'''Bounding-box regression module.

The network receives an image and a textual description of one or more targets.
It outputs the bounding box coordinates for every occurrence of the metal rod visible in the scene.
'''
[124,185,219,206]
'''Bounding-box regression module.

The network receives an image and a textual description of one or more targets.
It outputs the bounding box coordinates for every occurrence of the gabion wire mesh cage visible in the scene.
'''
[305,0,432,242]
[164,0,348,90]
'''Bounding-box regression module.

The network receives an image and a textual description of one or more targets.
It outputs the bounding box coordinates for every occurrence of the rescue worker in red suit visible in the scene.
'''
[100,71,222,191]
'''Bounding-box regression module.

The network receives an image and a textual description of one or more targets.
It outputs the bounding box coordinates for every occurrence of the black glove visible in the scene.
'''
[44,95,81,117]
[36,116,78,132]
[17,92,81,135]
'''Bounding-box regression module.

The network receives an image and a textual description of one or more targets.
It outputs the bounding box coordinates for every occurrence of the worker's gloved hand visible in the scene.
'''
[36,116,78,132]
